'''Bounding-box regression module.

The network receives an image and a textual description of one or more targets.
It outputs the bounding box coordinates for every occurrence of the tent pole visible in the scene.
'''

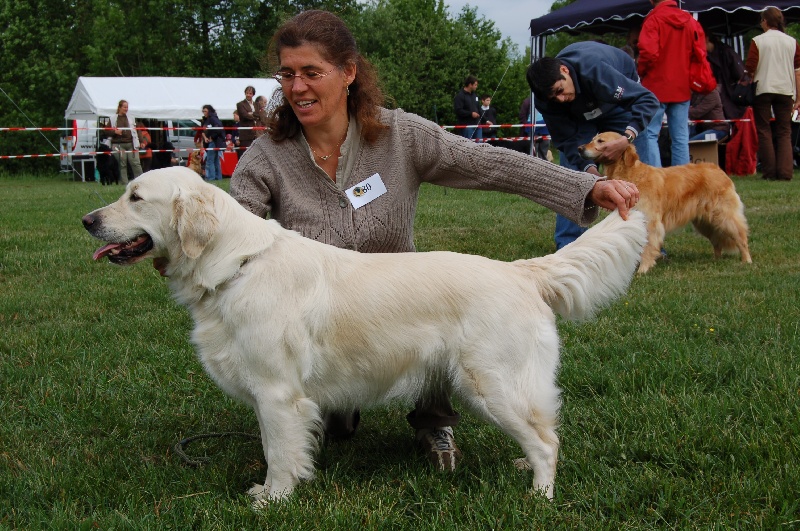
[528,34,547,158]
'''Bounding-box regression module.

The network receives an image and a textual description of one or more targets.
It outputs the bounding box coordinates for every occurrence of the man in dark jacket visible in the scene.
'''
[706,33,746,120]
[528,41,660,249]
[453,76,482,139]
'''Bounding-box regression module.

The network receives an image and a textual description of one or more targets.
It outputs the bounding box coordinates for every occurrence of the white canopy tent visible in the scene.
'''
[64,76,281,120]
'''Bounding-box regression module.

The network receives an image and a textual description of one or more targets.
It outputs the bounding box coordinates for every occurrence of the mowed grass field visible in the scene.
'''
[1,169,798,529]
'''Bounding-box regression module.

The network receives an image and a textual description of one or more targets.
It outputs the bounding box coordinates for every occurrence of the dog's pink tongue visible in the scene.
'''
[93,243,122,261]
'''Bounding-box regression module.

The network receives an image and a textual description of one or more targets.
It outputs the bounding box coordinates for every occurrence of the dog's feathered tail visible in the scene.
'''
[522,210,647,321]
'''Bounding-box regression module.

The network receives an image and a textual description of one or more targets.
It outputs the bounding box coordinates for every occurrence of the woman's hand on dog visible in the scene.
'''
[589,178,640,220]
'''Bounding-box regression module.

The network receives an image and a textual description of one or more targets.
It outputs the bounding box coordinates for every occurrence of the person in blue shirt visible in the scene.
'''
[528,41,660,249]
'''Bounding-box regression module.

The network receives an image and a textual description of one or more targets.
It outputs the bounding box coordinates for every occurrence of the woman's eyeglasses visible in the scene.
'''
[273,68,335,85]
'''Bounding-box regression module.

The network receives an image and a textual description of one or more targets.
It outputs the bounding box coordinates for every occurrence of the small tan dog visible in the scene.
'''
[579,131,752,273]
[186,141,204,177]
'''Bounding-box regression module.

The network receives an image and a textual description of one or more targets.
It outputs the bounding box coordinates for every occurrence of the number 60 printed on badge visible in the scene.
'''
[346,173,387,209]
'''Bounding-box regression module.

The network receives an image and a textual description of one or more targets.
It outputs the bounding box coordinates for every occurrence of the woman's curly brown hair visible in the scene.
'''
[267,10,388,143]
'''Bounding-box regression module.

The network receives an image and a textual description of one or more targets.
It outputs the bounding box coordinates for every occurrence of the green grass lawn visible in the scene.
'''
[1,169,799,529]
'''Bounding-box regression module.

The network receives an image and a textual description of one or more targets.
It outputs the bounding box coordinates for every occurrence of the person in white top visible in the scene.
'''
[744,6,800,181]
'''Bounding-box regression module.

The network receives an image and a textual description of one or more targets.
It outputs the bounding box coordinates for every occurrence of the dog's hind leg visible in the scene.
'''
[692,218,724,258]
[726,210,752,263]
[488,397,560,500]
[693,211,752,263]
[248,390,320,506]
[456,356,560,500]
[499,409,559,500]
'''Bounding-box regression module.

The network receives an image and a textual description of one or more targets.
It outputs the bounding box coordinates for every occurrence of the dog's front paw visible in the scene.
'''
[248,481,295,508]
[248,483,269,504]
[533,482,554,501]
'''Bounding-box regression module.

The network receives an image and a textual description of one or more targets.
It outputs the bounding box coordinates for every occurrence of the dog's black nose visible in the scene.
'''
[82,214,95,229]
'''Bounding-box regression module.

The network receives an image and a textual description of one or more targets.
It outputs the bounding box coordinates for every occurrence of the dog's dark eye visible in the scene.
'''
[130,193,142,202]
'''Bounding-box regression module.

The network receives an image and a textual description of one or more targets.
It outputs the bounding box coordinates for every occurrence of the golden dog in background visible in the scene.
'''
[579,131,752,273]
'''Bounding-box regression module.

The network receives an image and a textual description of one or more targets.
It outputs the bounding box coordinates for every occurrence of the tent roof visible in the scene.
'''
[64,76,281,121]
[530,0,800,38]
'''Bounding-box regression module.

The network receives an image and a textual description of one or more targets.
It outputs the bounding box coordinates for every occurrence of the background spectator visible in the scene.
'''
[254,95,269,138]
[201,104,225,181]
[689,86,730,141]
[237,86,257,153]
[744,6,800,181]
[149,127,177,170]
[453,75,482,139]
[638,0,708,167]
[705,32,746,120]
[479,94,498,138]
[231,111,240,148]
[519,96,551,160]
[621,24,641,62]
[102,99,143,184]
[139,124,152,173]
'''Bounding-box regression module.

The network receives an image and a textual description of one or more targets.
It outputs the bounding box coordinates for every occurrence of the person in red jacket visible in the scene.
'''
[638,0,708,167]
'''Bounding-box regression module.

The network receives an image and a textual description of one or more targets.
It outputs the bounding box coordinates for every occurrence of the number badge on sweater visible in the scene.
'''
[346,173,387,209]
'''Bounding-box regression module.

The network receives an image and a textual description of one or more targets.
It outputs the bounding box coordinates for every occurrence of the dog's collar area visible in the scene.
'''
[226,252,264,284]
[239,252,262,269]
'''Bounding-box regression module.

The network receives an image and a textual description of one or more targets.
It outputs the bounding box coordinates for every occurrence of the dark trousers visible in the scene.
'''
[753,93,794,180]
[324,395,460,439]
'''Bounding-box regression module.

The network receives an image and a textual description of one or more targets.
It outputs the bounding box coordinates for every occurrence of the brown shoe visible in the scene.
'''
[416,427,461,471]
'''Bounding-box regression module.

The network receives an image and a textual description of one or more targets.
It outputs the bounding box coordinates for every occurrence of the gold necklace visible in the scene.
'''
[309,130,348,161]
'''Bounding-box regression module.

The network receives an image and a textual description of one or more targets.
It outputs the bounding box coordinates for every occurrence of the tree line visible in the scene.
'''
[3,0,797,173]
[0,0,539,172]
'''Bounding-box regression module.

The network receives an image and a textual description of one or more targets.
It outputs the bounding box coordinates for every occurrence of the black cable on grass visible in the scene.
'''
[173,432,259,467]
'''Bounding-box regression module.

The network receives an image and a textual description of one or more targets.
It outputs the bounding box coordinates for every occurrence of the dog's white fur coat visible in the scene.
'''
[83,167,647,504]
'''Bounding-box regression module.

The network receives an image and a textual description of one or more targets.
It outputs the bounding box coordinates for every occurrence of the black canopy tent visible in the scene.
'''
[523,1,800,167]
[522,0,800,159]
[529,0,800,58]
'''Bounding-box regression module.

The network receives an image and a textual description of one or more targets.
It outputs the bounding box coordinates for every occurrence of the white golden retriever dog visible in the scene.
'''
[82,167,647,505]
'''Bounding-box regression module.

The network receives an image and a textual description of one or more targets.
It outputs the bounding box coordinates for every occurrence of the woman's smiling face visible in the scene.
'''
[277,44,355,130]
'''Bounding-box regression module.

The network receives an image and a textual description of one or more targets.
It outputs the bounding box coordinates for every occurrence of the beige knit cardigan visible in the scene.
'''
[230,107,599,253]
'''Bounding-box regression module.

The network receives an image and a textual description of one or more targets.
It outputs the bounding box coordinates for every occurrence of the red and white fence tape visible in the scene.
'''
[0,119,754,160]
[0,147,235,160]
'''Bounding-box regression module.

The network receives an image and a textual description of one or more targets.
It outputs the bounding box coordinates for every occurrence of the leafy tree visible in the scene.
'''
[350,0,529,133]
[0,0,539,173]
[0,0,359,171]
[0,0,93,171]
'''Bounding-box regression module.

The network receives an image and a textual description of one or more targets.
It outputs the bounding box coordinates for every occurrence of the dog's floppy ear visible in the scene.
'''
[171,189,219,259]
[623,142,640,167]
